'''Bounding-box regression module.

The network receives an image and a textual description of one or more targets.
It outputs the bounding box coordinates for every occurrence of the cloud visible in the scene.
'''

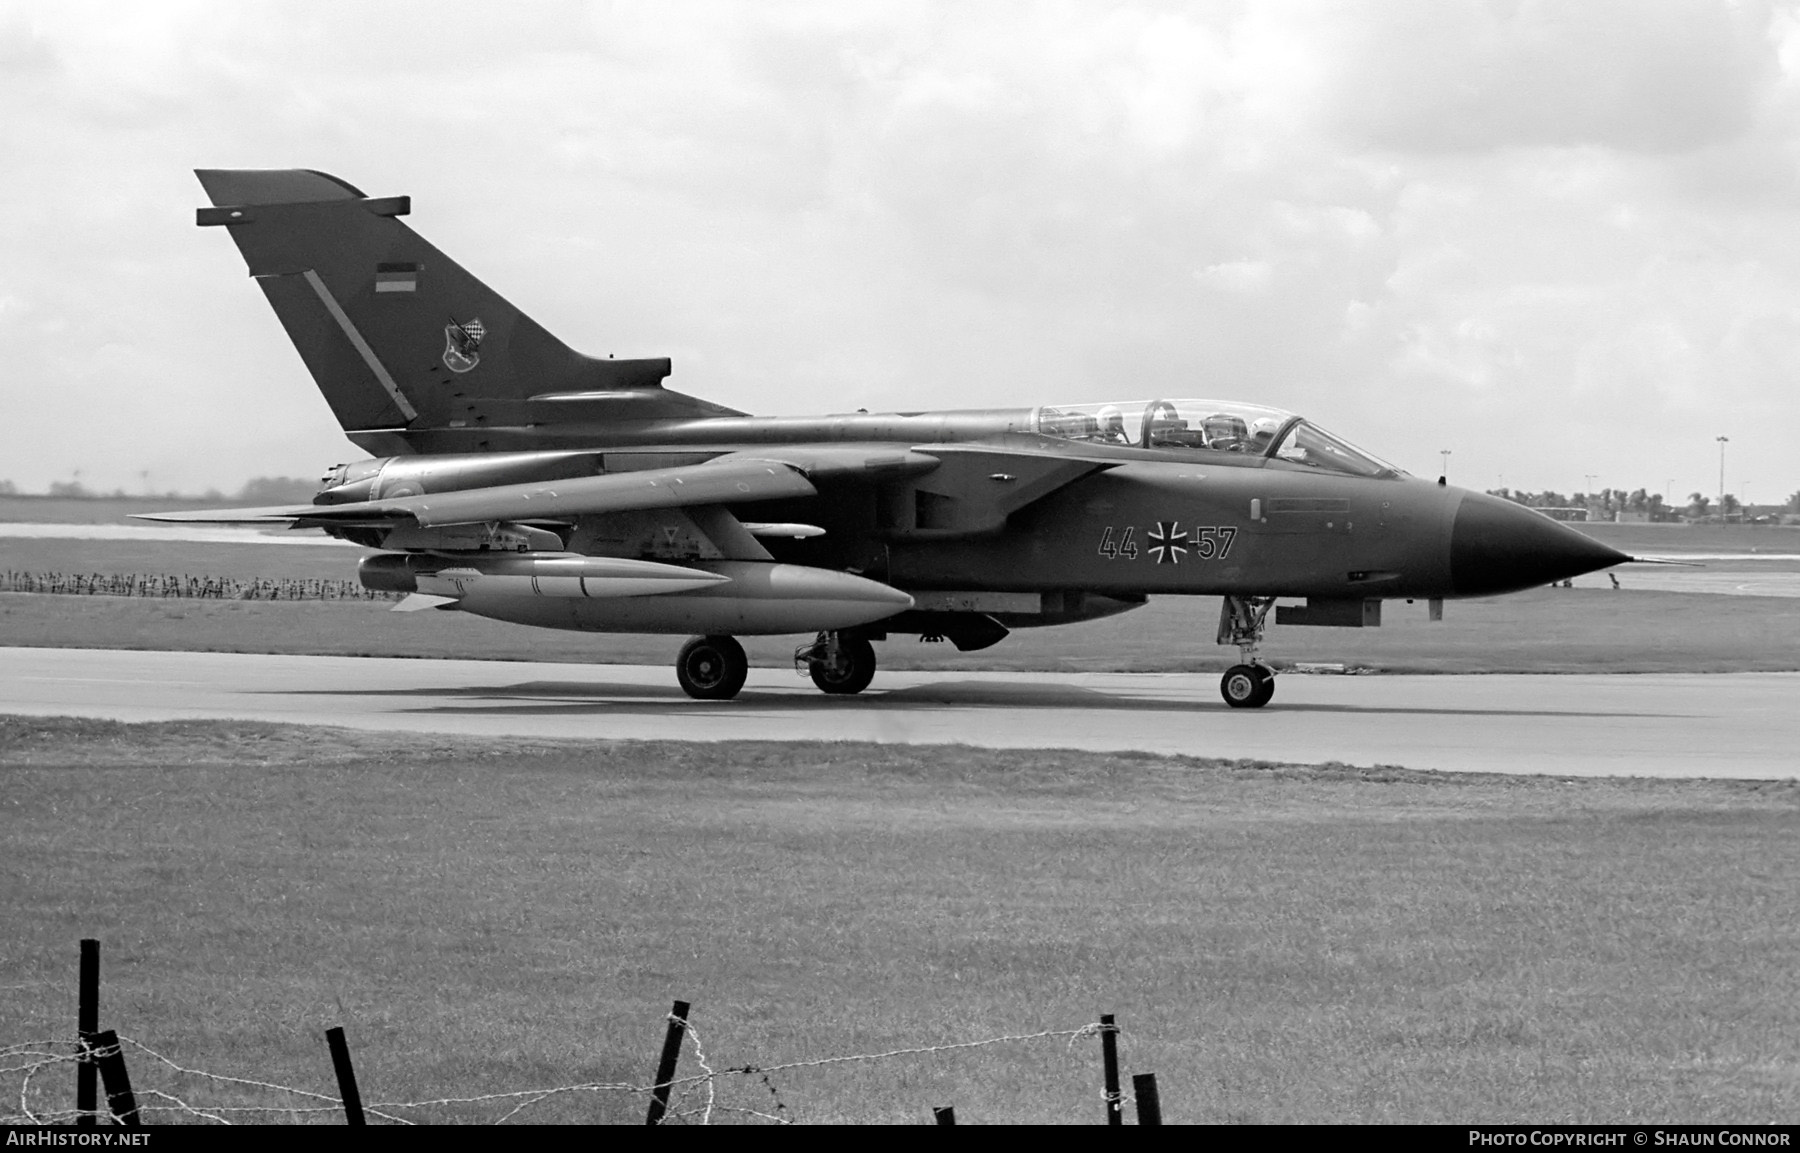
[1309,0,1776,154]
[0,11,57,74]
[0,1,1796,502]
[1196,259,1275,293]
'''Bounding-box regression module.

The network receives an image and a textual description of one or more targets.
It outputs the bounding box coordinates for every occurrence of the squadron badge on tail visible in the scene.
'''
[443,317,485,373]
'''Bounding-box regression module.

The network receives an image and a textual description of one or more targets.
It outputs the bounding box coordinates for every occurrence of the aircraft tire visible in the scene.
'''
[1251,664,1276,707]
[1221,664,1271,709]
[809,635,877,695]
[676,635,749,700]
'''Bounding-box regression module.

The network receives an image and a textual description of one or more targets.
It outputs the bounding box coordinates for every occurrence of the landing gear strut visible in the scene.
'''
[796,631,877,695]
[1217,596,1276,709]
[676,634,748,700]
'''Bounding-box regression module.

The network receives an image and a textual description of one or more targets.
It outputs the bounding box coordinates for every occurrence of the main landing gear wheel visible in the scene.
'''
[1216,596,1278,708]
[1220,663,1275,709]
[806,633,877,695]
[676,635,748,701]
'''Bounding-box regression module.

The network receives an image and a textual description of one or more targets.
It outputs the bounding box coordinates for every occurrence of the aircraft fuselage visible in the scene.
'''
[341,404,1622,618]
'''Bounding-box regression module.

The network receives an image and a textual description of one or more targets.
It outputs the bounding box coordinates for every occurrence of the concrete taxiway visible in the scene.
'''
[3,646,1793,779]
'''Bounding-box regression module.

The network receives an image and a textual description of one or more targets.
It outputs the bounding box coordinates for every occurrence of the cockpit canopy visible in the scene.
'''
[1032,399,1401,479]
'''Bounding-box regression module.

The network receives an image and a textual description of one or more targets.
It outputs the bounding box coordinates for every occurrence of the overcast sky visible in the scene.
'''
[3,0,1798,504]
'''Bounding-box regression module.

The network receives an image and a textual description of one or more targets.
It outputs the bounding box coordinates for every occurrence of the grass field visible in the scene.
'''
[1,537,367,582]
[1575,521,1800,555]
[2,717,1797,1124]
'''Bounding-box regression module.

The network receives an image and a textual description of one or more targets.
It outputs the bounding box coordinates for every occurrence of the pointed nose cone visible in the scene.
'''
[1450,493,1630,596]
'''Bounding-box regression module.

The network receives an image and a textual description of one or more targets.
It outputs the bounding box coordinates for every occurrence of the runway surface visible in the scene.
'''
[4,646,1793,779]
[1567,567,1800,597]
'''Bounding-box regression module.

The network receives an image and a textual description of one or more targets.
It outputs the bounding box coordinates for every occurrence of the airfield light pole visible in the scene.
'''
[1716,436,1729,519]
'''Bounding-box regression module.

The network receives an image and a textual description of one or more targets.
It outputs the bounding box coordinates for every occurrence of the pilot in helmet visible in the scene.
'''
[1096,405,1127,444]
[1247,416,1283,455]
[1203,413,1248,450]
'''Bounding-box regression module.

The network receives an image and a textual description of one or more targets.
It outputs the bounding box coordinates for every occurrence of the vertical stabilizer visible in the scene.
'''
[194,169,737,447]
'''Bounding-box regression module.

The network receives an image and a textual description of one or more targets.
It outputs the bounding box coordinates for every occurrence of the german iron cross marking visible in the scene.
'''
[1148,521,1188,564]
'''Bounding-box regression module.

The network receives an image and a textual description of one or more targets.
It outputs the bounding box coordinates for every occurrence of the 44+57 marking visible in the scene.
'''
[1098,522,1237,564]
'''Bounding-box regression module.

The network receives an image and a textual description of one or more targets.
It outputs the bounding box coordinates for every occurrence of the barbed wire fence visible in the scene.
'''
[1,939,1163,1126]
[0,571,397,601]
[1,1015,1152,1126]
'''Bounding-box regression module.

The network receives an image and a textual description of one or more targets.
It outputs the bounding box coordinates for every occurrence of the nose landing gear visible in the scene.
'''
[1220,662,1276,708]
[1217,596,1276,709]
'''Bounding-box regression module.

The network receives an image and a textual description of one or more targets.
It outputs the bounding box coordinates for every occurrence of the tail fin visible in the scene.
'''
[194,169,739,452]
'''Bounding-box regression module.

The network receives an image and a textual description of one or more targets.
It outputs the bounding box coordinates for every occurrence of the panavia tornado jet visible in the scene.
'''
[142,168,1630,707]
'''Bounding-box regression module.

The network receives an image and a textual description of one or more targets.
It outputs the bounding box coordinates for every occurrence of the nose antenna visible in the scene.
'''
[1618,556,1704,567]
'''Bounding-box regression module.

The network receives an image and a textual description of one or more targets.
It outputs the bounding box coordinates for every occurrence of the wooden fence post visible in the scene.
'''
[1100,1014,1122,1126]
[325,1026,366,1125]
[1132,1072,1162,1126]
[645,1000,691,1126]
[76,939,98,1128]
[933,1105,957,1125]
[87,1030,140,1127]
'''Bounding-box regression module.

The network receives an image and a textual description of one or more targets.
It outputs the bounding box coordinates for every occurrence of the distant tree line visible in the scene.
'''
[1490,487,1800,522]
[1,571,395,600]
[0,476,319,502]
[1488,487,1678,520]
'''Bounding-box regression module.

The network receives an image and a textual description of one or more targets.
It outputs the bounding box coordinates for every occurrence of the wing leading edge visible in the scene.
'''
[133,459,817,528]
